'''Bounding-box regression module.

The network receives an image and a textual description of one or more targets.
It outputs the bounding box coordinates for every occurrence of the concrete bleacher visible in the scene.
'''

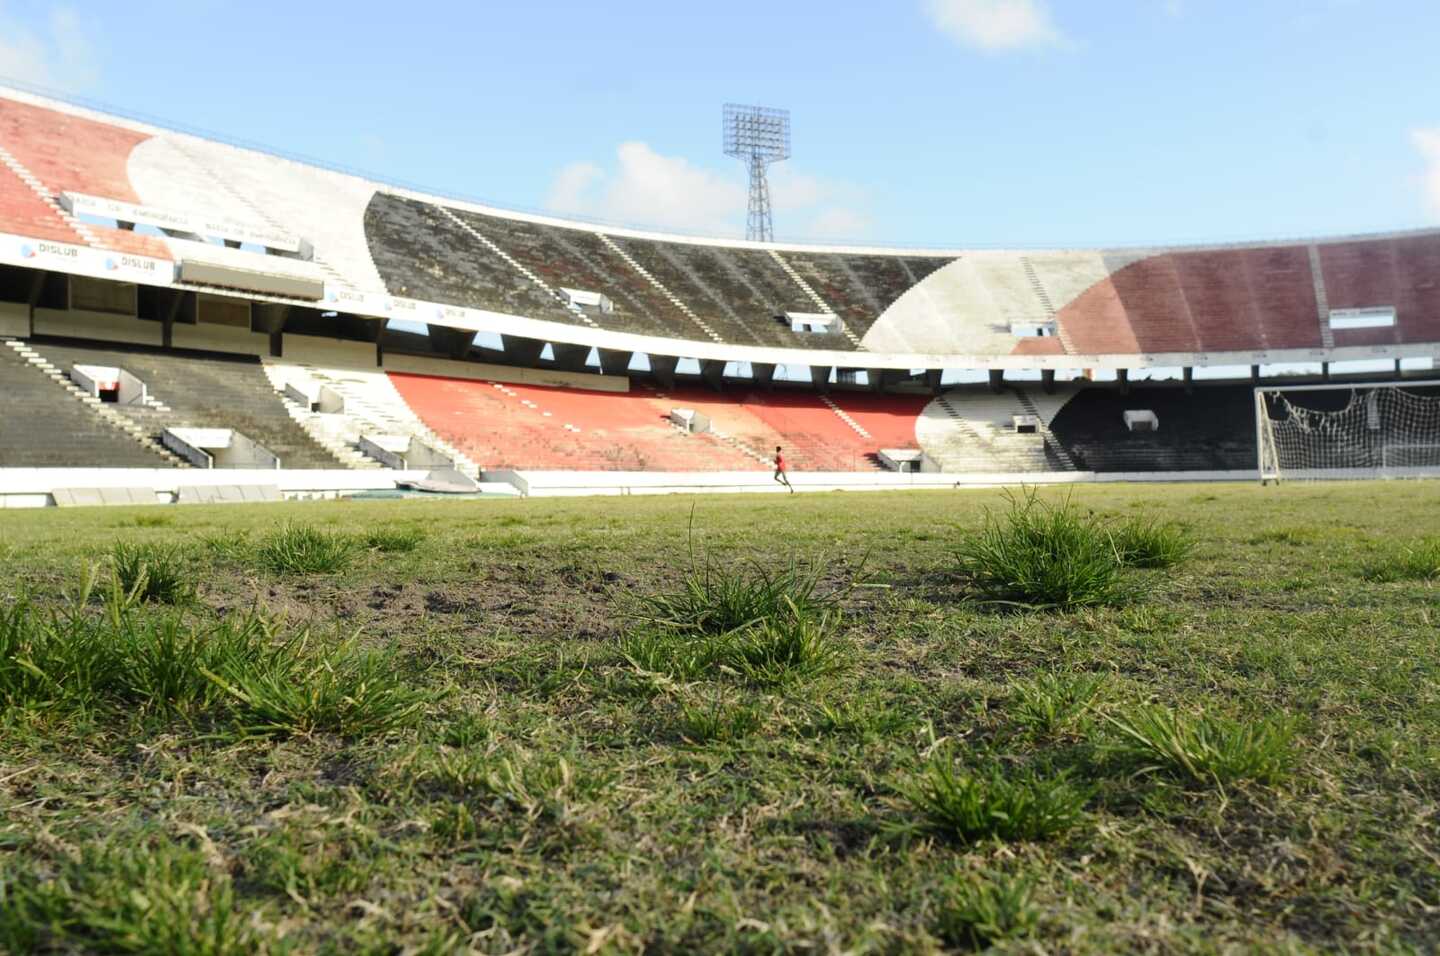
[1048,385,1257,472]
[26,340,345,469]
[0,162,84,244]
[658,243,822,347]
[365,193,576,324]
[388,371,764,471]
[451,210,674,337]
[0,340,172,467]
[916,388,1071,473]
[605,235,772,345]
[263,361,480,478]
[1320,234,1440,347]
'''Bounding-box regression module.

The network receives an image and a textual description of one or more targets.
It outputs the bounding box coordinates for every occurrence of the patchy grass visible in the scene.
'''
[1361,537,1440,582]
[957,489,1135,609]
[935,871,1040,949]
[1110,516,1193,568]
[255,523,356,574]
[1,483,1438,951]
[362,526,426,554]
[905,755,1090,844]
[1105,704,1298,786]
[110,539,195,604]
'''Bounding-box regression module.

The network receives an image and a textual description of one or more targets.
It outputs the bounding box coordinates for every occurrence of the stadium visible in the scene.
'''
[2,85,1438,502]
[3,5,1440,949]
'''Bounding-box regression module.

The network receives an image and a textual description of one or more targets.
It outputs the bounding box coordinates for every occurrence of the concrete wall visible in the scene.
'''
[171,322,269,355]
[32,307,162,346]
[0,301,27,337]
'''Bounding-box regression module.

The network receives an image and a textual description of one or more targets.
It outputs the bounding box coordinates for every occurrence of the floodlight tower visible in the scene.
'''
[724,104,791,242]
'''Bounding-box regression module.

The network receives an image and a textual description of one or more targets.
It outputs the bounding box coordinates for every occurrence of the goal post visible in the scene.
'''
[1255,380,1440,483]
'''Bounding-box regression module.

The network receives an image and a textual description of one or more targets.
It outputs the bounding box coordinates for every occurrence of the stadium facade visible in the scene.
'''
[1,85,1437,503]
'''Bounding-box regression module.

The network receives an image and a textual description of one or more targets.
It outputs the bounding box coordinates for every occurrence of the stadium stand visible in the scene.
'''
[1048,385,1257,472]
[1320,233,1440,346]
[365,193,576,324]
[0,339,172,467]
[262,361,481,477]
[388,372,763,471]
[24,339,345,468]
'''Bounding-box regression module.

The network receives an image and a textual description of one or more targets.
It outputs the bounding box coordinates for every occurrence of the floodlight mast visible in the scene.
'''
[723,104,791,242]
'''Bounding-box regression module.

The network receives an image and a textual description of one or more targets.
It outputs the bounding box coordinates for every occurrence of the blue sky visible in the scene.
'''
[2,0,1439,248]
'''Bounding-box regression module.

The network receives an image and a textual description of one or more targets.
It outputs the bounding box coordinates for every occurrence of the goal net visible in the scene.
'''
[1255,381,1440,482]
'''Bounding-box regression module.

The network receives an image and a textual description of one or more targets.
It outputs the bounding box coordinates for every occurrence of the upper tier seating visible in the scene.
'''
[0,164,85,244]
[387,373,764,471]
[0,341,172,467]
[607,236,774,345]
[29,340,345,468]
[1059,247,1324,355]
[655,244,832,348]
[1320,234,1440,346]
[449,210,675,337]
[782,254,952,341]
[0,97,147,203]
[1047,385,1256,471]
[364,194,576,324]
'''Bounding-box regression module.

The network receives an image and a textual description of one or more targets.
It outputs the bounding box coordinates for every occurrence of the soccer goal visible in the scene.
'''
[1255,381,1440,482]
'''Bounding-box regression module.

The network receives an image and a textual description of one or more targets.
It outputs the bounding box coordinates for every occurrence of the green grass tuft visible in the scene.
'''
[957,490,1134,610]
[1011,672,1106,737]
[1105,704,1297,786]
[110,540,195,604]
[630,555,835,635]
[256,523,356,574]
[1110,516,1193,569]
[676,695,764,743]
[725,611,846,686]
[906,755,1089,844]
[1361,538,1440,582]
[363,526,426,553]
[935,872,1040,949]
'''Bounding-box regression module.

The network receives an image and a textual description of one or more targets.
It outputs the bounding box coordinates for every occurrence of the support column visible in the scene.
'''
[252,304,290,359]
[699,359,725,391]
[752,362,776,391]
[498,333,543,367]
[160,290,187,350]
[1041,369,1056,395]
[925,369,944,395]
[597,348,632,377]
[26,270,46,337]
[810,365,832,393]
[1117,368,1130,395]
[1250,364,1261,383]
[550,343,591,373]
[867,368,885,392]
[1322,361,1330,382]
[1182,366,1194,394]
[987,369,1004,394]
[649,354,678,390]
[1394,358,1404,380]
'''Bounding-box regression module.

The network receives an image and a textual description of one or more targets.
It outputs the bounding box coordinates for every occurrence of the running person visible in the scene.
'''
[773,446,794,493]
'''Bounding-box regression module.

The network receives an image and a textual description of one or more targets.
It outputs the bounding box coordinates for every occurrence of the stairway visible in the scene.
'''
[771,250,864,349]
[923,389,1056,473]
[0,337,188,466]
[0,144,100,247]
[1012,387,1078,471]
[1021,256,1076,354]
[438,207,600,329]
[596,234,725,343]
[260,363,380,469]
[294,364,481,478]
[1307,245,1335,349]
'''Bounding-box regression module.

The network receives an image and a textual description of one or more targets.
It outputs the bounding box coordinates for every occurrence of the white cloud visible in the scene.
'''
[544,142,871,240]
[1415,129,1440,220]
[0,4,99,91]
[924,0,1065,52]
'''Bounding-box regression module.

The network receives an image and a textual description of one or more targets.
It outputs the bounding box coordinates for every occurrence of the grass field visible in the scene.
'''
[1,482,1438,953]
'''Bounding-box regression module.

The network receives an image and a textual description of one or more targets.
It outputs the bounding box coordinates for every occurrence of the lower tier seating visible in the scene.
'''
[1048,385,1256,472]
[388,373,766,471]
[29,339,345,468]
[0,341,171,467]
